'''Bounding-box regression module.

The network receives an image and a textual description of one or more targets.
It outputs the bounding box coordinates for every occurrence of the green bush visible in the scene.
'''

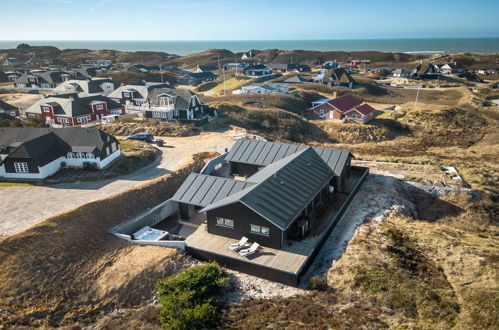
[155,263,229,329]
[196,81,218,92]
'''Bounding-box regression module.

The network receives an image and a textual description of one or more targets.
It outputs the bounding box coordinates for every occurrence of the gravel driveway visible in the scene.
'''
[1,130,237,237]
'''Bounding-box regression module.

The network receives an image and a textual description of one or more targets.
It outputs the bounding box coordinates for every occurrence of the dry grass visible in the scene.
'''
[101,117,195,137]
[0,152,217,327]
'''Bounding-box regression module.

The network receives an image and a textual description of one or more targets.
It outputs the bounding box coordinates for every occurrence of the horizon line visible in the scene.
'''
[1,37,499,42]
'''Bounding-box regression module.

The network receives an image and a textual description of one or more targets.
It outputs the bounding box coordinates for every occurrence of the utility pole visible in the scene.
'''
[223,68,226,96]
[160,64,164,84]
[415,85,421,107]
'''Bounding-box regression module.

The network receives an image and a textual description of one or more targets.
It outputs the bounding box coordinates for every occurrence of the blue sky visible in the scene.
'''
[1,0,498,40]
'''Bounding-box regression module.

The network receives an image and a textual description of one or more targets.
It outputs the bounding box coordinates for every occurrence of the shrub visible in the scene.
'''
[196,81,218,92]
[155,263,229,329]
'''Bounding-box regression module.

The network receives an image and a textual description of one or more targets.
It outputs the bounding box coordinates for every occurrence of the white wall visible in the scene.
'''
[0,157,64,179]
[100,149,121,168]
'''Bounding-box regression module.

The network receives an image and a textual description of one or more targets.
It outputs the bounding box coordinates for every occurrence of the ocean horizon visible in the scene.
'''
[0,38,498,56]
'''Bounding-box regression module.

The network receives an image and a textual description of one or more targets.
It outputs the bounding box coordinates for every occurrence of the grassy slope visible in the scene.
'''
[0,153,216,327]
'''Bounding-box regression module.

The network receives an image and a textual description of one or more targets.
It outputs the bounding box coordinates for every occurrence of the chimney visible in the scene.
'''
[69,96,74,101]
[332,91,338,99]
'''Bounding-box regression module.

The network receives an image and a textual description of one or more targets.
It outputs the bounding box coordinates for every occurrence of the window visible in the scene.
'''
[86,153,95,159]
[250,224,269,236]
[95,104,104,110]
[216,217,234,228]
[67,152,75,158]
[14,162,29,173]
[111,142,117,152]
[319,109,324,118]
[352,114,361,119]
[43,106,51,112]
[123,92,131,97]
[76,152,85,159]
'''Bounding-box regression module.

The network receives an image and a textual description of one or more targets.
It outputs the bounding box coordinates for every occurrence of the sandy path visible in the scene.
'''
[1,131,236,237]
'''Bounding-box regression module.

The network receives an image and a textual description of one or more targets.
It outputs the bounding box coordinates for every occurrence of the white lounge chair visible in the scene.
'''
[229,236,249,251]
[239,242,260,257]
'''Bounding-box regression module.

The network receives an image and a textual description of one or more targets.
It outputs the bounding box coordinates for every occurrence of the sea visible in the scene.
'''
[0,38,498,56]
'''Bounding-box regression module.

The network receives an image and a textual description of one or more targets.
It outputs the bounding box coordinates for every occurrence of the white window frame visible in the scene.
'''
[216,217,234,228]
[86,153,95,159]
[250,224,269,236]
[76,152,85,159]
[352,113,361,119]
[14,162,29,173]
[95,104,104,110]
[43,106,51,112]
[67,152,75,158]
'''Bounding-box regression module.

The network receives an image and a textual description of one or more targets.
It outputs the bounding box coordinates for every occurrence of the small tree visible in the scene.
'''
[155,262,229,329]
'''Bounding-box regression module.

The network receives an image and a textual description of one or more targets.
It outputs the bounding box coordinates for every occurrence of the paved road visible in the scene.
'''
[0,131,236,237]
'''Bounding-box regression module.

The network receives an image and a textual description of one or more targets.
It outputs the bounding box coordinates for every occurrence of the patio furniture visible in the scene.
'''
[239,242,260,257]
[229,236,249,251]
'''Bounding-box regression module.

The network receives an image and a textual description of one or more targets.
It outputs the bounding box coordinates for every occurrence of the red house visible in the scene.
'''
[25,93,124,126]
[310,94,377,124]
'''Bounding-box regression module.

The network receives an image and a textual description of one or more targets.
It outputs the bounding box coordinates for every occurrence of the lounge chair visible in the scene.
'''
[239,242,260,257]
[229,236,249,251]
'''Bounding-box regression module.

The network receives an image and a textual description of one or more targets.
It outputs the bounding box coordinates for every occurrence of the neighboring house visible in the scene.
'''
[322,68,355,88]
[107,82,169,107]
[177,72,217,86]
[223,63,248,71]
[14,71,72,89]
[82,59,113,68]
[411,63,440,79]
[68,67,99,79]
[194,65,218,73]
[235,83,289,94]
[392,68,411,78]
[161,65,192,74]
[243,64,272,77]
[265,63,311,73]
[3,57,26,67]
[439,63,464,75]
[172,138,353,249]
[0,127,120,179]
[351,59,371,66]
[320,60,341,70]
[0,99,18,117]
[310,94,376,124]
[25,93,124,126]
[144,88,209,122]
[53,78,120,96]
[241,51,253,60]
[283,75,310,84]
[128,65,160,73]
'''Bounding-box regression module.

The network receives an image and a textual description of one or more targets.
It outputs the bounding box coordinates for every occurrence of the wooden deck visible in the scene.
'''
[185,166,369,286]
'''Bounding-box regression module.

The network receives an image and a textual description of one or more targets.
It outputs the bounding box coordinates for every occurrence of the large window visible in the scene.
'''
[216,217,234,228]
[250,224,269,236]
[14,162,29,173]
[352,114,361,119]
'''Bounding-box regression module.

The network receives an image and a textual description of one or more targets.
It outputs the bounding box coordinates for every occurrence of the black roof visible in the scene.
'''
[225,139,352,176]
[0,99,16,111]
[147,88,198,110]
[0,127,116,166]
[180,72,217,80]
[201,147,335,229]
[172,173,255,207]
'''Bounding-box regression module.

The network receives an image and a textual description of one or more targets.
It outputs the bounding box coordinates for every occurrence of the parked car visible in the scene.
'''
[126,132,154,142]
[26,89,39,94]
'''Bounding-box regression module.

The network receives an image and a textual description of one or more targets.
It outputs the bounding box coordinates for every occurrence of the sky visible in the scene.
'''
[0,0,498,40]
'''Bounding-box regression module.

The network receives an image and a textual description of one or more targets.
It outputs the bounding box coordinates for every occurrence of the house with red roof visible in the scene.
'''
[309,94,377,124]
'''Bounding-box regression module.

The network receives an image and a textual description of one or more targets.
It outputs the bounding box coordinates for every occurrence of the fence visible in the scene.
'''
[110,198,185,249]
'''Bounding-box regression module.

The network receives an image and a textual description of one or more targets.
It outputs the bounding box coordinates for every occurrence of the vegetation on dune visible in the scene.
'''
[155,263,229,329]
[101,117,195,137]
[0,116,47,128]
[211,103,327,142]
[0,153,216,327]
[222,190,498,329]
